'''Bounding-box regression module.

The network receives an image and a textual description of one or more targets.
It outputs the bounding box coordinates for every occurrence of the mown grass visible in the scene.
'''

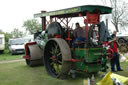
[0,61,83,85]
[0,60,128,85]
[0,50,23,61]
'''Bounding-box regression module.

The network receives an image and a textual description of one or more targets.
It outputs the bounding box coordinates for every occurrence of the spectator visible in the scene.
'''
[109,31,123,72]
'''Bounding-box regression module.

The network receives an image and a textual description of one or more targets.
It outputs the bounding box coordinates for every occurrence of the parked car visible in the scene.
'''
[0,34,5,53]
[8,38,30,55]
[116,32,128,53]
[116,32,128,43]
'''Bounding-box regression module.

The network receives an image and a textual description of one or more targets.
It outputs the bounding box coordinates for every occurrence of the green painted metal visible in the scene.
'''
[34,5,112,18]
[88,48,103,62]
[37,31,48,49]
[74,48,106,72]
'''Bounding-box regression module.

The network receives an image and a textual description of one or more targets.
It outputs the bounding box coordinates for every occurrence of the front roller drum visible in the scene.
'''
[26,59,43,67]
[25,44,43,67]
[44,38,72,79]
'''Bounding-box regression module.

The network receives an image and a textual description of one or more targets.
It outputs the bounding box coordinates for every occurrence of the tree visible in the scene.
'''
[110,0,128,32]
[11,28,24,38]
[4,32,13,49]
[23,19,42,34]
[4,32,12,42]
[0,31,12,49]
[101,0,128,32]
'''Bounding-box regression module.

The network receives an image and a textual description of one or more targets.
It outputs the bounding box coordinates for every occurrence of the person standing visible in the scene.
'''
[110,31,123,72]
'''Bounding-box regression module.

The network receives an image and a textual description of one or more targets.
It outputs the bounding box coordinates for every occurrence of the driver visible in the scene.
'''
[72,22,86,47]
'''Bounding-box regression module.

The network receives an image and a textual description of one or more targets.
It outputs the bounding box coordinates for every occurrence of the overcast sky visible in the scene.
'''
[0,0,111,33]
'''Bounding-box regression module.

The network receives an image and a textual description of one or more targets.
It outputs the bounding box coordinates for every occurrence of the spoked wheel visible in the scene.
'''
[119,43,128,53]
[44,38,72,79]
[118,39,126,43]
[47,42,62,76]
[106,48,114,60]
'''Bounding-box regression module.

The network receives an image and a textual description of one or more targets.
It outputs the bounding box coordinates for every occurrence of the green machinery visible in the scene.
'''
[23,5,113,79]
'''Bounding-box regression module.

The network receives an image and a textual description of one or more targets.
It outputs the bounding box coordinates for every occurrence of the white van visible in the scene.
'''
[0,34,5,53]
[8,38,30,55]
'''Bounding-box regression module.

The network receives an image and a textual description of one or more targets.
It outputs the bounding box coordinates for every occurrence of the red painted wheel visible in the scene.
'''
[106,48,114,60]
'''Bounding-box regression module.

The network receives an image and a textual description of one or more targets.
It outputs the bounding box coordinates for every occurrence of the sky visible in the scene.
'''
[0,0,111,33]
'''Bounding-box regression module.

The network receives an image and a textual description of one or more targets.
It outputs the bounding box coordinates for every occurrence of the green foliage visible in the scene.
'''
[23,19,42,34]
[0,28,24,49]
[0,32,12,49]
[11,28,24,38]
[5,32,12,49]
[4,32,12,42]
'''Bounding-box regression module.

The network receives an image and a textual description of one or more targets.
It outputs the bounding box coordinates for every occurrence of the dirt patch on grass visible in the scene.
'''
[0,59,24,64]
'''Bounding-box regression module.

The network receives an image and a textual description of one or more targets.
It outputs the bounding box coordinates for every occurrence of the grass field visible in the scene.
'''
[0,60,128,85]
[0,51,128,85]
[0,50,23,61]
[0,61,83,85]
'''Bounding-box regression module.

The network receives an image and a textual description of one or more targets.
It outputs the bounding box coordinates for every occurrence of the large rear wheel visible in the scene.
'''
[44,38,72,79]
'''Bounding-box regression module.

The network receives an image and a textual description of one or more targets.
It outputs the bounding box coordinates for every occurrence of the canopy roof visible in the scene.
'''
[34,5,112,18]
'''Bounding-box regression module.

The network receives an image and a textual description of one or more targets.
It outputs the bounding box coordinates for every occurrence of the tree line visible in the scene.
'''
[0,0,128,49]
[1,0,128,38]
[0,19,42,49]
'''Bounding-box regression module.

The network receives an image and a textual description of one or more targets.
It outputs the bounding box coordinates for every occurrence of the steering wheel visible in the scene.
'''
[106,48,114,60]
